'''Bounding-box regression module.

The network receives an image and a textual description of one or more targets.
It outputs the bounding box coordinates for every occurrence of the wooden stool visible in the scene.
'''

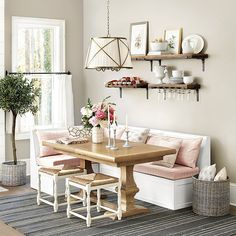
[66,173,122,227]
[37,166,85,212]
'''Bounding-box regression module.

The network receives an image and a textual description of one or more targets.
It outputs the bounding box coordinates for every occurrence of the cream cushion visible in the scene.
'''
[176,138,203,168]
[147,136,182,168]
[214,167,227,181]
[36,130,68,157]
[121,127,150,143]
[134,163,199,180]
[198,164,216,181]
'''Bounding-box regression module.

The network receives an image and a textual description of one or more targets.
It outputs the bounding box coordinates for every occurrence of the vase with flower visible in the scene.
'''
[81,96,115,144]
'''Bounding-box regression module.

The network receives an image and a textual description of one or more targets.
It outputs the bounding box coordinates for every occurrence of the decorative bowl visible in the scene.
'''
[150,41,168,51]
[183,76,194,84]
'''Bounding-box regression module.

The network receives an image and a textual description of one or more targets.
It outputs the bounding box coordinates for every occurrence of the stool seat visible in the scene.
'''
[70,173,119,187]
[39,166,83,176]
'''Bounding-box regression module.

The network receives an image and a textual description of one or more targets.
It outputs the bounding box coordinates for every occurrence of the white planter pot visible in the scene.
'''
[92,127,104,143]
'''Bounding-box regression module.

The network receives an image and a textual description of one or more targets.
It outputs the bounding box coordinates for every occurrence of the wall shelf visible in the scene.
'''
[131,53,209,72]
[105,83,201,101]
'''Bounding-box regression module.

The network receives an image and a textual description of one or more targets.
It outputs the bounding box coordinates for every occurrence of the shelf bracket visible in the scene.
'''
[201,59,205,72]
[150,60,153,72]
[196,89,200,102]
[119,87,123,98]
[146,88,149,99]
[158,60,162,66]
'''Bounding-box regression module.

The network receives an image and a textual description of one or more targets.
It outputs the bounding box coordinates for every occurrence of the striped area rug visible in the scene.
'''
[0,192,236,236]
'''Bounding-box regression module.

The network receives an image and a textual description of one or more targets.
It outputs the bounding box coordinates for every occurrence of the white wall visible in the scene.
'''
[83,0,236,184]
[0,0,5,166]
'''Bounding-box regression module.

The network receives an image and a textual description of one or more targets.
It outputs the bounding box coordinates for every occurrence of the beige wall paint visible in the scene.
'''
[83,0,236,182]
[5,0,83,161]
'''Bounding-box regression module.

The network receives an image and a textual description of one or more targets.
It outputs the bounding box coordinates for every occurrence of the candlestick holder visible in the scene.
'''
[106,124,112,148]
[110,127,118,150]
[123,130,131,148]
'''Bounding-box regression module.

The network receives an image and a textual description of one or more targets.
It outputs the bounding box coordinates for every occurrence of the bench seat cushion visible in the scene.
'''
[134,163,199,180]
[37,154,80,167]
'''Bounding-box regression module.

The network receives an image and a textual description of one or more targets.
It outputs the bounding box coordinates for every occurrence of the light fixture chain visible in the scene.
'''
[107,0,110,37]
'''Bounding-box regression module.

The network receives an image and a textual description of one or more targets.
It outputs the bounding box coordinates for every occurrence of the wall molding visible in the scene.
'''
[230,182,236,206]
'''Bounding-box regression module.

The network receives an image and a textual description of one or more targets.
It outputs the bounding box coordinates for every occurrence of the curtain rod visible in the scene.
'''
[5,70,71,76]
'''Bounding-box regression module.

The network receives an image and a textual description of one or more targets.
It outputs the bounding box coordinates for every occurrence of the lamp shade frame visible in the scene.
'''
[85,36,133,71]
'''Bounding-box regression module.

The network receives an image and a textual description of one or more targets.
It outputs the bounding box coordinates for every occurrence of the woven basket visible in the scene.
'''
[192,175,230,216]
[1,161,26,186]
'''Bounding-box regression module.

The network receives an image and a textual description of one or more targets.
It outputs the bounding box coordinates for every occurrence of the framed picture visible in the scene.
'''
[164,28,182,54]
[130,22,149,56]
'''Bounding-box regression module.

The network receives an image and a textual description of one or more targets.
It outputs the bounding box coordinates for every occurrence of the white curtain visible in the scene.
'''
[6,74,74,134]
[51,74,74,128]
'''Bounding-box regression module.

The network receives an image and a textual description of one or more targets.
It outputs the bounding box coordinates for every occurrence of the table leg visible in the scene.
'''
[80,159,93,174]
[120,165,149,217]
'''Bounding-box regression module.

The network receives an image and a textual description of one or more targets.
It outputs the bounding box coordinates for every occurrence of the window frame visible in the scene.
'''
[11,16,66,139]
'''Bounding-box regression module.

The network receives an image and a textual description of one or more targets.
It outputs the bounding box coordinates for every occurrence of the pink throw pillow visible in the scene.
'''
[37,130,69,157]
[147,136,182,168]
[175,138,203,168]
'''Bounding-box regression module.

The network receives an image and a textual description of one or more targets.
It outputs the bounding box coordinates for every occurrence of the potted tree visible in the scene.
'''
[0,74,40,186]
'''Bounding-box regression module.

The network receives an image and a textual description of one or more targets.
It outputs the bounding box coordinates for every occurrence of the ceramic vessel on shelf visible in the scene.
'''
[183,76,194,84]
[172,70,184,78]
[153,65,166,84]
[150,41,168,51]
[182,39,194,54]
[92,127,104,143]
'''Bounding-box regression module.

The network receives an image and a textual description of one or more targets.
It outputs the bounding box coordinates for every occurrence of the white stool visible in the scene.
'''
[66,173,122,227]
[37,166,85,212]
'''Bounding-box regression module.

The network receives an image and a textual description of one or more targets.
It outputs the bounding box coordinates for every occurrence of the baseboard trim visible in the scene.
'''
[230,183,236,206]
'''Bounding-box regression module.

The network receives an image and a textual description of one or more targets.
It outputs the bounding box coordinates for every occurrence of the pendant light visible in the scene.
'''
[85,0,133,72]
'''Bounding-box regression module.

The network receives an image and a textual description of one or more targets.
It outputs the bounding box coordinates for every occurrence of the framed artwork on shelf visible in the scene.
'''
[130,21,149,56]
[164,28,182,54]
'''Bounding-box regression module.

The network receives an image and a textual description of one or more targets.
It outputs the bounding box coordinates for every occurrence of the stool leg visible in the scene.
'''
[97,188,101,212]
[53,175,58,212]
[66,179,71,218]
[37,172,41,205]
[86,186,91,227]
[82,189,86,207]
[117,182,122,220]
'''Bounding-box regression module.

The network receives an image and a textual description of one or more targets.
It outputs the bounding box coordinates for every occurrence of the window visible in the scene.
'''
[11,17,66,134]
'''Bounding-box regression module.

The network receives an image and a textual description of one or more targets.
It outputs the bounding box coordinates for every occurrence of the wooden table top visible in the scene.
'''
[43,139,176,167]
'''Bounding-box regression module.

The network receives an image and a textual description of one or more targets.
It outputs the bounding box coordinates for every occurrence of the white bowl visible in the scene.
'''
[172,70,184,78]
[183,76,194,84]
[150,41,168,51]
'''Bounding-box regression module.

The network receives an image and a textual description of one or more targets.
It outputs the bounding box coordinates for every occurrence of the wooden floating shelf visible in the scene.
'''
[105,83,201,101]
[131,53,209,72]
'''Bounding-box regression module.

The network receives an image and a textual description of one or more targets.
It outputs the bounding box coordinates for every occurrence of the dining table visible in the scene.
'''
[43,138,176,217]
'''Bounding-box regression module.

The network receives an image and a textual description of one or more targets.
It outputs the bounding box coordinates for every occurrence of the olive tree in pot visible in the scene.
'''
[0,74,40,186]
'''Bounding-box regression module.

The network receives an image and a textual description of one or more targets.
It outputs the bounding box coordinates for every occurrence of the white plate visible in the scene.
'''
[182,34,204,54]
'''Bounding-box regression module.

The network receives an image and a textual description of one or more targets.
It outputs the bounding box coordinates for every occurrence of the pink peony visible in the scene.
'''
[95,110,106,119]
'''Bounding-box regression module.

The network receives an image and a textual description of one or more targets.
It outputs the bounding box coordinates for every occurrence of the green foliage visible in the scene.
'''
[0,74,40,164]
[0,74,40,116]
[81,98,93,129]
[43,29,52,72]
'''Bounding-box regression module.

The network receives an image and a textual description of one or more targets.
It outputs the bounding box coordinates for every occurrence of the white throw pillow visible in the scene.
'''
[121,128,150,143]
[214,167,227,181]
[198,164,216,181]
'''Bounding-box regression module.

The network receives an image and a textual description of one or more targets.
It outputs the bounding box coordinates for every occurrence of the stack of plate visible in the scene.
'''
[170,77,184,84]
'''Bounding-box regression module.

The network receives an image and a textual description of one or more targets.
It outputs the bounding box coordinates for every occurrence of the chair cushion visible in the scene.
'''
[147,136,182,168]
[175,138,203,168]
[36,130,69,157]
[39,166,83,176]
[69,173,119,186]
[37,154,80,167]
[134,163,199,180]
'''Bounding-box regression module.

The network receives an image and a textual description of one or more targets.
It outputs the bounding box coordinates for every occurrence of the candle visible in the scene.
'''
[113,111,116,123]
[107,104,110,126]
[125,114,128,131]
